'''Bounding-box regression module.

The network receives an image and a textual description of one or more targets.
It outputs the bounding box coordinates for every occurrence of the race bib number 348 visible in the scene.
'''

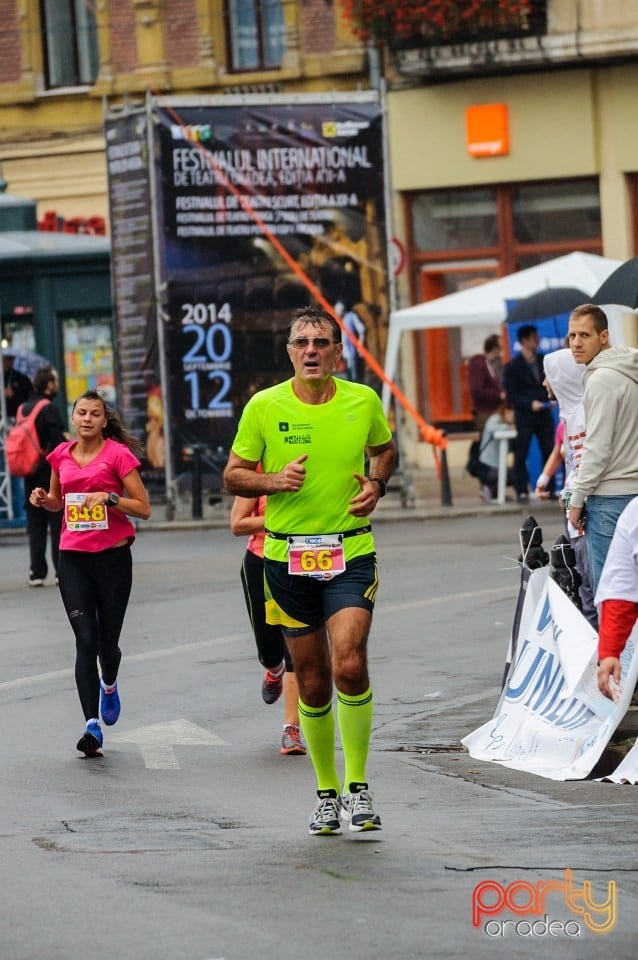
[65,493,109,531]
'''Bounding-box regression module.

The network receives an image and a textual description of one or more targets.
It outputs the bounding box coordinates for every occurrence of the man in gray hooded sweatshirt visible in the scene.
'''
[567,303,638,592]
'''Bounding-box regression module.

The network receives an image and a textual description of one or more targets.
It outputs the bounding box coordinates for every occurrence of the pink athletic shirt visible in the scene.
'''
[48,438,141,552]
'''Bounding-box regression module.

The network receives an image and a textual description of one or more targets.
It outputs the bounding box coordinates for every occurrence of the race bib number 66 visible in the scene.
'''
[65,493,109,531]
[287,535,345,580]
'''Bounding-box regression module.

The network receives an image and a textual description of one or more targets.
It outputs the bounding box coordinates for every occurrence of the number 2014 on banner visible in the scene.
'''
[180,302,232,325]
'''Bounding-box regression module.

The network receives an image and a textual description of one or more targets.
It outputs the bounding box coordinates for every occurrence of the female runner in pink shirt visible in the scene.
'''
[29,391,151,756]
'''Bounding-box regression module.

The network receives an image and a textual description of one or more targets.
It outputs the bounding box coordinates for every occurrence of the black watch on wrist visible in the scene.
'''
[106,492,120,507]
[369,477,387,498]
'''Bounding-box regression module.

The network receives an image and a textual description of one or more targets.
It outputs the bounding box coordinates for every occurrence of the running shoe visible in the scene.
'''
[76,720,103,756]
[261,667,284,705]
[308,790,342,836]
[28,578,45,588]
[280,724,306,756]
[340,782,382,832]
[100,681,121,726]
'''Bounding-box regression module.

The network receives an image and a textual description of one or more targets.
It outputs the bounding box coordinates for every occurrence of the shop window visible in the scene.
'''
[63,316,115,422]
[513,180,601,245]
[40,0,99,89]
[226,0,285,71]
[412,189,498,252]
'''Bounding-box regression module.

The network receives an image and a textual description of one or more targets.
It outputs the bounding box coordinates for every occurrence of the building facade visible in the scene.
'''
[380,0,638,460]
[0,0,366,223]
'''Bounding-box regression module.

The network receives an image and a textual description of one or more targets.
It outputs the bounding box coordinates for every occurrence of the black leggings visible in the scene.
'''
[240,549,291,671]
[58,546,132,721]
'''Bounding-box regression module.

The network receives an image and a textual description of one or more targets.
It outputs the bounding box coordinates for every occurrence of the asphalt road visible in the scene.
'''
[1,506,637,959]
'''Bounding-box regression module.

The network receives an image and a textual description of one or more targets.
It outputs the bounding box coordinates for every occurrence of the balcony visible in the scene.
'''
[390,0,547,53]
[386,0,638,83]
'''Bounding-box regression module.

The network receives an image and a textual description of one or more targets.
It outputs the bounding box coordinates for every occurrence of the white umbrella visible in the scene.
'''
[3,347,51,380]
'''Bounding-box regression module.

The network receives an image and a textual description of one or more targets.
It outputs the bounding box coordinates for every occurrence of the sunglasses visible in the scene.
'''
[288,337,335,350]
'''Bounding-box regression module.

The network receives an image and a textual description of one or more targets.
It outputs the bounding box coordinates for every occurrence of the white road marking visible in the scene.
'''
[109,719,229,769]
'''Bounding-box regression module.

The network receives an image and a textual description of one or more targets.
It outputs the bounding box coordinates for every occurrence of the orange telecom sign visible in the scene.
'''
[466,103,510,157]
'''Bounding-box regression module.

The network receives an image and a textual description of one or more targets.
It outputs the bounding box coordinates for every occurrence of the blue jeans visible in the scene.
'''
[585,494,636,594]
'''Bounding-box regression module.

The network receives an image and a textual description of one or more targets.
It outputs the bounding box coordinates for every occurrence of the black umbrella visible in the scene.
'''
[506,287,589,324]
[592,256,638,308]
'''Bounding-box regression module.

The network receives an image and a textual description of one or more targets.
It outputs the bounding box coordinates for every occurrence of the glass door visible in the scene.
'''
[416,261,499,428]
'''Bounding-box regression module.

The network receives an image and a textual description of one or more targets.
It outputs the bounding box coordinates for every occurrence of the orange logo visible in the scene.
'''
[472,869,616,936]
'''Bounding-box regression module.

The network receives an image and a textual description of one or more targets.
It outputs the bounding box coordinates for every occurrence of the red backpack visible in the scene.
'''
[5,398,50,477]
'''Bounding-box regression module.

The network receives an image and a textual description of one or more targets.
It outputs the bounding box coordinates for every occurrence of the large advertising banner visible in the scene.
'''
[105,110,164,489]
[462,570,638,781]
[154,96,387,487]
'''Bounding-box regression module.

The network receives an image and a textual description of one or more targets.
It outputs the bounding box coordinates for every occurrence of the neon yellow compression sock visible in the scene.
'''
[298,699,340,793]
[337,687,373,790]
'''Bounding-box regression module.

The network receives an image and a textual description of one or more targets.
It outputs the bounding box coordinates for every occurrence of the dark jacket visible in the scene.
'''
[468,354,502,415]
[4,367,32,418]
[503,353,551,426]
[20,393,67,491]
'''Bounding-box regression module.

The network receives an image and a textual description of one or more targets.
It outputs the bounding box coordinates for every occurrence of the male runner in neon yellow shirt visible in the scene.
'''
[224,305,395,835]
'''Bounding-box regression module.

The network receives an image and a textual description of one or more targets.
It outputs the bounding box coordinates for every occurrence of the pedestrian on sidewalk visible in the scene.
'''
[230,488,306,756]
[29,390,151,757]
[224,305,395,835]
[567,304,638,593]
[22,366,67,587]
[468,333,505,434]
[503,324,556,503]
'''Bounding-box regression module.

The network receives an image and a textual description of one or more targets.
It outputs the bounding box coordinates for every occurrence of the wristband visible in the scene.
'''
[536,472,550,489]
[369,477,387,498]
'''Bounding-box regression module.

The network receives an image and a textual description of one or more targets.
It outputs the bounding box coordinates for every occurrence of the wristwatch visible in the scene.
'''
[106,492,120,507]
[369,477,387,498]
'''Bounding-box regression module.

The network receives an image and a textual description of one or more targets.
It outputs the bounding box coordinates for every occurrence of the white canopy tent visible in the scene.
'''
[382,251,624,411]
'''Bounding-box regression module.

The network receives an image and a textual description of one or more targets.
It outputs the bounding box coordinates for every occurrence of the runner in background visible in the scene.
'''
[230,489,306,756]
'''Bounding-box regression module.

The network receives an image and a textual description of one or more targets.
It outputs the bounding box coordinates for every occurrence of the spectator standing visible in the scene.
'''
[468,333,505,434]
[3,353,32,419]
[535,348,596,626]
[224,305,395,836]
[22,366,67,586]
[3,353,33,522]
[503,324,555,503]
[567,304,638,592]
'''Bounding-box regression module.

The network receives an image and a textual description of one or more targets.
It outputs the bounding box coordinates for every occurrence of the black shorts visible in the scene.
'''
[263,553,378,638]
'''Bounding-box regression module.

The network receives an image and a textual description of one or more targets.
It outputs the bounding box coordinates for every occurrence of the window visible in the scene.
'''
[405,177,602,428]
[412,189,498,252]
[227,0,285,71]
[512,181,601,245]
[40,0,99,88]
